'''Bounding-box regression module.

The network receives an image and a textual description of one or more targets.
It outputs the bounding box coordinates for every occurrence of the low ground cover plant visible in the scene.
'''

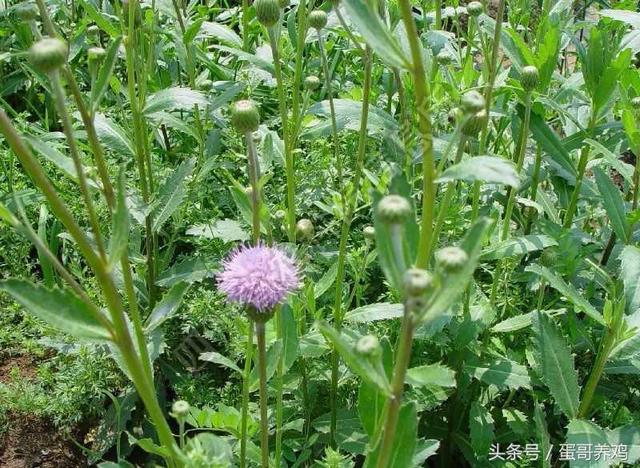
[1,0,640,466]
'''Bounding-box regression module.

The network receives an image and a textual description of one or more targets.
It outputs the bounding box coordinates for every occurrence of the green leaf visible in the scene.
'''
[344,303,403,323]
[606,425,640,464]
[314,261,338,299]
[146,283,190,331]
[93,113,135,159]
[533,402,552,468]
[143,87,208,115]
[469,402,495,458]
[437,156,519,187]
[406,363,456,388]
[342,0,410,69]
[200,351,241,373]
[600,9,640,28]
[0,279,112,341]
[199,21,242,47]
[364,403,417,467]
[533,311,580,418]
[528,110,577,178]
[108,168,129,267]
[317,321,391,395]
[526,264,605,325]
[465,358,531,390]
[412,439,440,465]
[156,257,216,288]
[491,309,566,333]
[213,45,275,74]
[249,340,282,392]
[620,246,640,315]
[91,37,122,113]
[503,408,530,438]
[78,0,119,36]
[281,305,299,372]
[481,235,557,261]
[566,420,610,468]
[358,379,386,439]
[186,219,249,243]
[151,158,196,232]
[594,167,628,243]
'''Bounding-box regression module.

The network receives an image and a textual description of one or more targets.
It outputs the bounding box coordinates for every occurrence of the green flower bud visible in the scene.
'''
[632,97,640,109]
[88,46,106,61]
[436,50,453,66]
[467,1,483,17]
[435,246,468,273]
[172,400,190,418]
[255,0,281,28]
[29,37,68,73]
[355,334,381,358]
[304,75,321,91]
[15,3,39,21]
[461,109,488,137]
[296,218,315,241]
[520,65,539,92]
[460,90,485,114]
[309,9,328,30]
[404,268,434,297]
[274,209,287,220]
[363,225,376,240]
[377,195,412,225]
[230,100,260,133]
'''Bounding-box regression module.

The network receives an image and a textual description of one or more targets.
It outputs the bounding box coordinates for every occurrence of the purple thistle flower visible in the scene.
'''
[218,244,300,312]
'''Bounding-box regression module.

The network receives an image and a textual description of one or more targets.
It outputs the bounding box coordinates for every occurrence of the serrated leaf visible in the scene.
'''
[199,21,242,47]
[566,420,610,468]
[93,113,135,158]
[465,358,531,390]
[146,283,190,331]
[526,264,604,324]
[491,309,566,333]
[186,219,249,243]
[143,87,208,115]
[342,0,410,69]
[344,303,404,323]
[406,363,456,388]
[437,156,519,187]
[620,246,640,316]
[481,235,557,261]
[606,425,640,464]
[156,257,216,288]
[533,311,580,418]
[314,261,339,299]
[0,279,112,341]
[200,351,241,373]
[594,167,628,243]
[469,403,494,457]
[151,158,196,232]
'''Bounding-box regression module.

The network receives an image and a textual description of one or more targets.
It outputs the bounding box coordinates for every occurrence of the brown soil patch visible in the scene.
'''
[0,355,37,384]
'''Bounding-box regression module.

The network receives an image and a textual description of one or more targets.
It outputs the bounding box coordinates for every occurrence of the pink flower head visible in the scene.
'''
[218,244,300,312]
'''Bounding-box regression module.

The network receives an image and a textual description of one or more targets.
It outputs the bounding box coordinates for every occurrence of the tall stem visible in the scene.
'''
[329,46,373,446]
[375,309,415,468]
[256,321,270,468]
[577,327,616,418]
[239,321,254,468]
[268,27,296,242]
[397,0,435,269]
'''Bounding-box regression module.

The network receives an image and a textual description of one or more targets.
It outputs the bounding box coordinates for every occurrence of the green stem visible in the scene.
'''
[317,30,343,192]
[246,133,262,243]
[329,46,373,446]
[577,327,616,418]
[374,309,415,468]
[398,0,435,269]
[524,143,542,234]
[268,27,296,243]
[239,321,254,468]
[256,320,270,468]
[290,0,309,132]
[275,309,284,467]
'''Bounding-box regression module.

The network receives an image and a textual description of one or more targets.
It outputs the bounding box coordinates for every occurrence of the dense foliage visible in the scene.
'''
[1,0,640,466]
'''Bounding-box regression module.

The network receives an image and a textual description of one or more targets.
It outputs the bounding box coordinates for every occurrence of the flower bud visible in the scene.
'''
[304,75,321,91]
[29,38,68,73]
[363,225,375,240]
[467,1,483,16]
[461,109,488,137]
[355,334,381,358]
[461,90,485,114]
[632,97,640,109]
[296,218,315,241]
[15,3,39,22]
[404,268,434,297]
[377,195,412,225]
[436,50,453,66]
[435,246,468,273]
[275,209,286,220]
[172,400,190,418]
[520,65,539,92]
[88,46,106,61]
[309,9,328,30]
[230,100,260,133]
[255,0,281,28]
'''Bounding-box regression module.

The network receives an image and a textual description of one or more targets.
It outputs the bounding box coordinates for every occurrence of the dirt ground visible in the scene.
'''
[0,355,87,468]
